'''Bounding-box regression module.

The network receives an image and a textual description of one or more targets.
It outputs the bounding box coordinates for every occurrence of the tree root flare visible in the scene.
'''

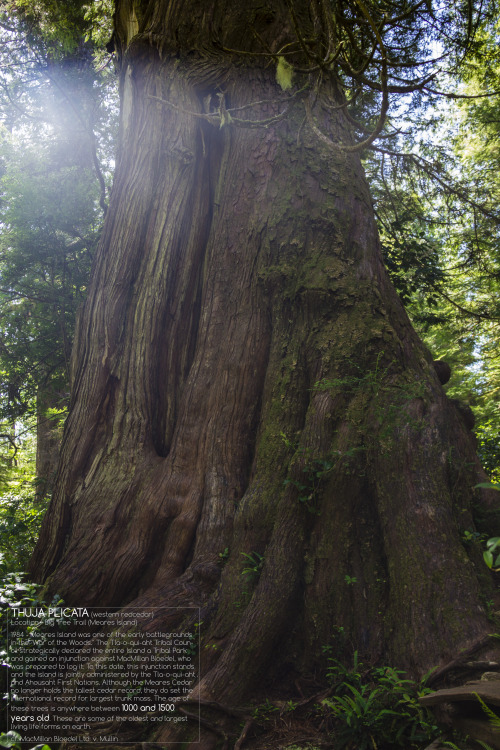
[181,697,250,718]
[234,718,254,750]
[427,635,498,686]
[178,706,228,741]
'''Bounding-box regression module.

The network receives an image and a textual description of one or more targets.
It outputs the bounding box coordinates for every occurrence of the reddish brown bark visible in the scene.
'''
[30,0,499,745]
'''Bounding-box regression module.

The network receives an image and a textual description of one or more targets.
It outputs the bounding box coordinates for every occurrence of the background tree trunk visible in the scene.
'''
[35,387,64,500]
[30,0,500,742]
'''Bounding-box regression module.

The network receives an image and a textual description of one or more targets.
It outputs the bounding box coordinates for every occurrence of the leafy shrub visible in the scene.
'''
[0,566,69,742]
[0,487,47,572]
[475,482,500,569]
[476,422,500,483]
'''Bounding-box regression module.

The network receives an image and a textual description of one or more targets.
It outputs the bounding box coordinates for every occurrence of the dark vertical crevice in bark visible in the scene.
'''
[150,120,224,457]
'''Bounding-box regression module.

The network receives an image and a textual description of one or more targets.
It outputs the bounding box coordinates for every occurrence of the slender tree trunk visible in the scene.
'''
[30,0,500,743]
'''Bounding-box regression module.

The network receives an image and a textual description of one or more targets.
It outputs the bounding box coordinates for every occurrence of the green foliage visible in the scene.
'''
[324,683,400,749]
[252,697,279,722]
[82,0,113,51]
[313,351,391,398]
[462,529,487,544]
[314,353,426,413]
[283,455,334,515]
[0,432,20,493]
[322,626,347,656]
[365,15,500,488]
[2,0,91,57]
[284,448,366,512]
[0,733,22,749]
[323,653,439,749]
[0,569,70,675]
[0,0,117,447]
[474,693,500,729]
[282,432,364,514]
[416,297,500,483]
[476,482,500,491]
[241,551,264,581]
[377,200,445,307]
[276,57,294,91]
[0,489,46,572]
[0,134,98,424]
[0,572,56,683]
[443,742,493,750]
[0,427,43,571]
[186,621,201,657]
[476,422,500,483]
[313,353,426,449]
[473,483,500,568]
[483,536,500,569]
[0,568,69,740]
[326,649,365,690]
[218,547,229,563]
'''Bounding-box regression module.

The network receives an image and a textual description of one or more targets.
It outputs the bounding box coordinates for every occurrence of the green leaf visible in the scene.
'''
[475,741,495,750]
[276,57,293,91]
[474,693,500,728]
[0,732,22,748]
[484,549,494,568]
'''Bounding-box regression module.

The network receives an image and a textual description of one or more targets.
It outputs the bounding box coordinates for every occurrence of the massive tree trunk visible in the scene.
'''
[30,0,499,744]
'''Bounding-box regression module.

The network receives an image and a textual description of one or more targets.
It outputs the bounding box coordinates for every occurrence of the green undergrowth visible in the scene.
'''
[320,651,439,749]
[245,649,487,750]
[281,432,364,515]
[0,488,48,572]
[313,351,427,442]
[313,650,500,749]
[0,566,69,735]
[475,482,500,569]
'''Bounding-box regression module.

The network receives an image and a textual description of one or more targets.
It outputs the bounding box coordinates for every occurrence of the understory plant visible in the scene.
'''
[322,653,439,749]
[0,565,69,732]
[475,482,500,570]
[0,488,47,572]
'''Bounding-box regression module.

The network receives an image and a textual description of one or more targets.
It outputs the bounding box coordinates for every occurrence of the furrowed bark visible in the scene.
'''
[30,0,499,744]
